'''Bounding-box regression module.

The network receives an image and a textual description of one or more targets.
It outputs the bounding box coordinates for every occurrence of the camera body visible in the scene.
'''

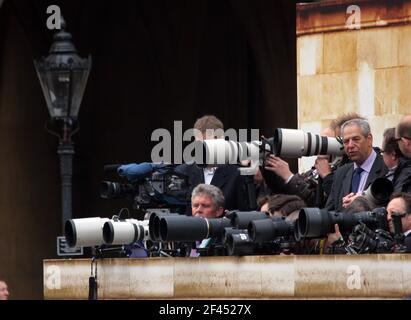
[346,223,395,254]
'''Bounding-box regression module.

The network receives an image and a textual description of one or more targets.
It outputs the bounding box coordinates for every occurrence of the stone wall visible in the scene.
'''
[297,0,411,172]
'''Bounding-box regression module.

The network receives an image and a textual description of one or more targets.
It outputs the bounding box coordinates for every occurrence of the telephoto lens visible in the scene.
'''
[148,211,181,241]
[159,215,231,242]
[362,177,394,206]
[297,207,388,239]
[103,219,149,245]
[248,216,295,242]
[65,217,110,247]
[200,139,260,166]
[273,128,344,158]
[229,211,270,229]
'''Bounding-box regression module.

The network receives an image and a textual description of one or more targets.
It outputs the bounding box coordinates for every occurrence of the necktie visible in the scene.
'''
[351,167,364,193]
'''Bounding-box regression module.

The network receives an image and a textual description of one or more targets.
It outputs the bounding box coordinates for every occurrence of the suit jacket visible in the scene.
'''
[325,152,388,212]
[176,163,250,214]
[405,232,411,253]
[393,157,411,193]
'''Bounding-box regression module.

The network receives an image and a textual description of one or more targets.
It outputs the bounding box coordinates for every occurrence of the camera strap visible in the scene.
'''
[88,257,98,300]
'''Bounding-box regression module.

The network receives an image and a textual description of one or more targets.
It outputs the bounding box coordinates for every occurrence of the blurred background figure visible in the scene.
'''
[382,127,411,192]
[396,115,411,159]
[176,115,250,212]
[259,194,306,219]
[0,280,9,300]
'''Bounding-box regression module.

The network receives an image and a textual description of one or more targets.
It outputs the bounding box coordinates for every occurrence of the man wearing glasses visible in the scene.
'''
[395,115,411,159]
[382,128,411,193]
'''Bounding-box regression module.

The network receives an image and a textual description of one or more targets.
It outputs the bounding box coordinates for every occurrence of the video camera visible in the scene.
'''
[100,162,191,210]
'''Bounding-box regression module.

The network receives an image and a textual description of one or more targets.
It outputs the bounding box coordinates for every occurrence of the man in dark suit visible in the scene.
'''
[386,192,411,253]
[178,161,248,212]
[176,115,250,214]
[381,127,411,193]
[325,119,387,212]
[396,115,411,159]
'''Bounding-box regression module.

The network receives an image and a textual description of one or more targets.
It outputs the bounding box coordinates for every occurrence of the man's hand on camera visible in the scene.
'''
[264,155,294,182]
[342,192,361,208]
[314,157,332,178]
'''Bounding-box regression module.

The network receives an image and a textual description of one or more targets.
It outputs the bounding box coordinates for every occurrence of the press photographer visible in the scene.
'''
[262,113,365,208]
[386,192,411,252]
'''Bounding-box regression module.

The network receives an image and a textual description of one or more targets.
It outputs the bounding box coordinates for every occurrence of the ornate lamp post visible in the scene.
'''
[34,18,91,233]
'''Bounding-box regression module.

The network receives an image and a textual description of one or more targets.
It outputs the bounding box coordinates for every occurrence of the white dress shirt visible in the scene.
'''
[203,167,216,185]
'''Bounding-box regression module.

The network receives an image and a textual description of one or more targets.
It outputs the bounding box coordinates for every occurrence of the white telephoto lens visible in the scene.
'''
[65,217,110,247]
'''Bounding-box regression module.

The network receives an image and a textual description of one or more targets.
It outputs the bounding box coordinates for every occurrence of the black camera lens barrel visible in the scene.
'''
[100,181,121,199]
[363,177,394,206]
[230,211,269,229]
[159,215,209,242]
[248,217,294,242]
[207,218,232,238]
[100,181,135,199]
[297,207,388,239]
[158,216,232,242]
[148,212,180,241]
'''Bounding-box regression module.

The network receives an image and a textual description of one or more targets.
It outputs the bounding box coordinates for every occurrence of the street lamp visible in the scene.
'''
[34,17,91,234]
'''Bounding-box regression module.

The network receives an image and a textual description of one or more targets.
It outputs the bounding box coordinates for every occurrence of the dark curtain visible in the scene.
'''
[0,0,296,299]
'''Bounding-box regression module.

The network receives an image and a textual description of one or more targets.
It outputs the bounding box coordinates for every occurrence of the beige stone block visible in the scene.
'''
[357,27,399,69]
[397,67,411,114]
[404,0,411,18]
[374,66,411,116]
[297,75,323,122]
[297,34,323,76]
[323,31,357,73]
[374,68,400,116]
[357,61,376,119]
[298,72,358,123]
[399,25,411,66]
[369,115,403,149]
